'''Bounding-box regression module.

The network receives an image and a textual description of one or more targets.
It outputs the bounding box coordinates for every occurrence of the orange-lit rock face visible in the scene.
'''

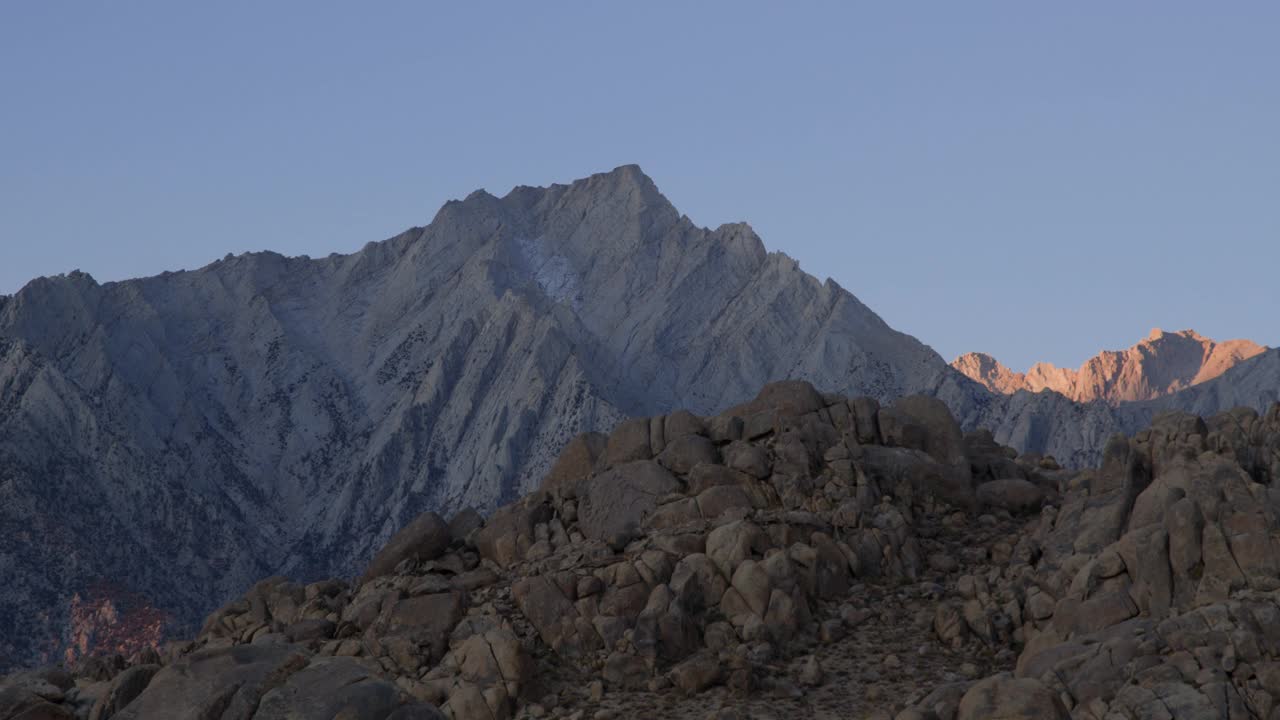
[953,330,1267,405]
[63,582,169,665]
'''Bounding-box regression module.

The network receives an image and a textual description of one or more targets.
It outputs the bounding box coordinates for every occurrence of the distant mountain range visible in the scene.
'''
[953,329,1266,404]
[1,165,1276,670]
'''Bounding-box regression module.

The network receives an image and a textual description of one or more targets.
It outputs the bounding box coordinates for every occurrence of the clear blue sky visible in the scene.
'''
[2,3,1276,371]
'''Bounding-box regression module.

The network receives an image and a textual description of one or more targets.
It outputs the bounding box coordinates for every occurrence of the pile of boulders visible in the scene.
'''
[0,380,1085,720]
[904,404,1280,720]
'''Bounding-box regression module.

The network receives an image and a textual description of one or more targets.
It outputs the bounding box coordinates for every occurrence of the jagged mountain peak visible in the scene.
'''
[3,165,1275,675]
[562,162,663,197]
[0,165,967,670]
[1143,326,1209,343]
[498,163,669,213]
[953,329,1268,405]
[954,350,999,365]
[951,351,1017,392]
[5,269,99,303]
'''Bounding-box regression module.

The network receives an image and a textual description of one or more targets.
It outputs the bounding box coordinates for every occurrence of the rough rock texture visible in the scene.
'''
[1137,346,1280,419]
[0,381,1057,719]
[0,166,978,669]
[361,513,452,585]
[952,345,1280,474]
[3,164,1278,674]
[956,673,1070,719]
[953,329,1266,405]
[10,383,1280,719]
[899,403,1280,720]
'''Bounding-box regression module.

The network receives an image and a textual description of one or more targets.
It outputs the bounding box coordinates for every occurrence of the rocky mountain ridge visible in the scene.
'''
[0,166,974,671]
[953,329,1267,405]
[2,165,1278,676]
[7,380,1280,720]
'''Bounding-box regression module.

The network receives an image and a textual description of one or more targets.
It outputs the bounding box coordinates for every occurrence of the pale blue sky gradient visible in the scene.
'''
[2,3,1277,371]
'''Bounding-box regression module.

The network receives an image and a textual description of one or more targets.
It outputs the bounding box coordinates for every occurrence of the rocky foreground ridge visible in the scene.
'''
[0,164,980,670]
[5,165,1280,672]
[953,329,1267,405]
[6,380,1280,719]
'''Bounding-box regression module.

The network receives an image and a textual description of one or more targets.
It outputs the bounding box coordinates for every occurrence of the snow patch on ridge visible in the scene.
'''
[516,235,582,311]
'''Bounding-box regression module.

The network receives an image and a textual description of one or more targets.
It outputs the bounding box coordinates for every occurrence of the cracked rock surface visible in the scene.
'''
[0,382,1078,717]
[4,165,1279,674]
[10,381,1280,719]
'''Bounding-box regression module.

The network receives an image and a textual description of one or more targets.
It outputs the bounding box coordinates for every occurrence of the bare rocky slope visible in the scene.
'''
[953,329,1266,405]
[7,381,1280,720]
[0,166,973,671]
[953,346,1280,473]
[2,165,1277,676]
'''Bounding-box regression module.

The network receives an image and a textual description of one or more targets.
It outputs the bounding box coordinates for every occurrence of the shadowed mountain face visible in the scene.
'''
[1,166,1276,671]
[953,329,1266,405]
[0,166,976,669]
[11,379,1280,720]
